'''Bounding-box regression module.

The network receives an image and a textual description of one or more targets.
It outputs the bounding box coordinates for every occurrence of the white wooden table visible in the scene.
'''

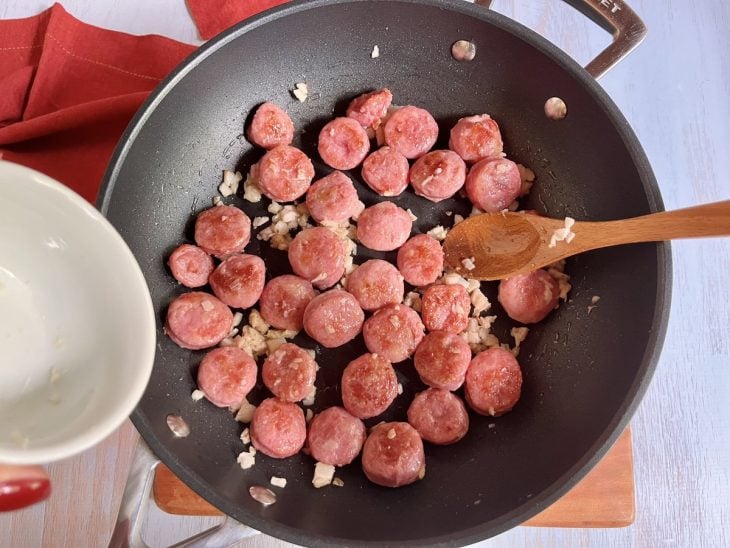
[1,1,728,546]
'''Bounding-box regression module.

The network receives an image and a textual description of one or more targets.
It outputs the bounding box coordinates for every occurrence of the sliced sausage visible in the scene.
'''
[341,353,398,419]
[465,157,521,213]
[197,347,257,408]
[307,406,366,466]
[382,105,438,159]
[247,102,294,150]
[250,398,307,458]
[318,117,370,170]
[363,304,424,363]
[361,146,410,196]
[356,201,412,252]
[396,234,444,287]
[498,269,560,324]
[165,292,233,350]
[346,88,393,130]
[306,171,363,224]
[168,244,214,288]
[303,289,364,348]
[259,275,315,331]
[262,343,317,402]
[194,205,251,258]
[345,259,404,312]
[409,150,466,202]
[253,145,314,202]
[421,283,470,334]
[407,389,469,445]
[362,422,425,488]
[465,348,522,417]
[208,254,265,309]
[288,227,346,289]
[413,330,471,391]
[449,114,503,163]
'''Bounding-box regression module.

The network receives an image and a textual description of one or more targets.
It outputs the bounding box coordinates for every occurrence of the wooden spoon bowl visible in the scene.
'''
[444,200,730,280]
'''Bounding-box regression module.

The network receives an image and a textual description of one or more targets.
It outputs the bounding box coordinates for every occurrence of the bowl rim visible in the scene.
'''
[0,160,156,464]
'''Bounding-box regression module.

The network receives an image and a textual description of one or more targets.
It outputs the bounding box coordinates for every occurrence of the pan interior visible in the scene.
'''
[102,0,666,544]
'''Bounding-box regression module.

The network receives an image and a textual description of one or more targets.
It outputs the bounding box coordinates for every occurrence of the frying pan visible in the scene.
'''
[100,0,671,545]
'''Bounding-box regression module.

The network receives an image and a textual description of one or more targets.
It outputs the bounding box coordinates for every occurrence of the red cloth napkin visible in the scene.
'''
[187,0,289,40]
[0,1,286,202]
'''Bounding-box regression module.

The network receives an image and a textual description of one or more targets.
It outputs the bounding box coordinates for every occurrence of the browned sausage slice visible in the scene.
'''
[288,227,346,290]
[318,117,370,170]
[165,292,233,350]
[382,106,438,159]
[168,244,214,288]
[303,289,364,348]
[362,303,424,363]
[197,347,257,408]
[340,353,397,419]
[396,234,444,287]
[194,205,251,258]
[407,388,469,445]
[250,398,307,458]
[449,114,504,163]
[361,146,410,196]
[409,150,466,202]
[498,269,559,324]
[262,343,317,403]
[259,275,315,331]
[361,422,425,487]
[247,102,295,150]
[253,145,315,202]
[307,406,366,466]
[465,348,522,417]
[306,171,362,224]
[413,330,471,390]
[346,89,393,130]
[345,259,404,312]
[356,202,412,252]
[208,254,265,309]
[465,158,521,213]
[421,284,470,334]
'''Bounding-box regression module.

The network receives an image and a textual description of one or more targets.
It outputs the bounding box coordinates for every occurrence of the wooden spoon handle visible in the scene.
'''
[574,200,730,250]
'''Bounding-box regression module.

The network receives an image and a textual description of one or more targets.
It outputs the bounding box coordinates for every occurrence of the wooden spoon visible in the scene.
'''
[443,200,730,281]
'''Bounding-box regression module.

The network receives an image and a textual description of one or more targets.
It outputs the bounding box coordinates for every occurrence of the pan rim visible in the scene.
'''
[98,0,672,545]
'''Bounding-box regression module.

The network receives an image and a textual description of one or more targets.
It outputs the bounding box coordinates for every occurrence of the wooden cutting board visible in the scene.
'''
[153,427,634,528]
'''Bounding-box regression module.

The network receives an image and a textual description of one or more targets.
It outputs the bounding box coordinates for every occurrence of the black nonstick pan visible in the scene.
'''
[99,0,671,545]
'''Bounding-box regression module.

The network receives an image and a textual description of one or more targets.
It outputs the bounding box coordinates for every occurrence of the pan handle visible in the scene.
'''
[107,440,258,548]
[476,0,647,79]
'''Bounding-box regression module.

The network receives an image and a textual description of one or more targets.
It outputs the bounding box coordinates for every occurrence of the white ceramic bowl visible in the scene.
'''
[0,161,155,464]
